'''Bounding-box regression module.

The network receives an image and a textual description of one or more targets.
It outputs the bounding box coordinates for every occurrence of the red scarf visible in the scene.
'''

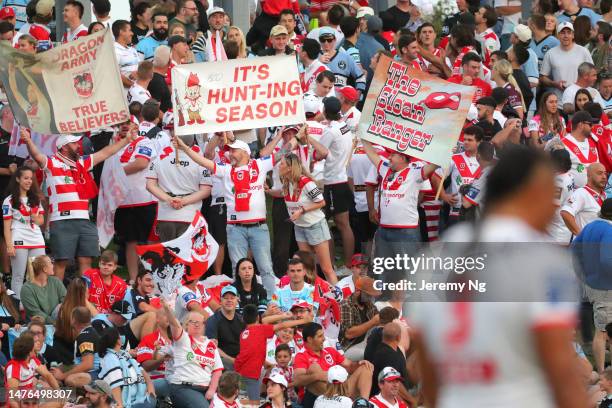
[382,166,410,191]
[583,185,604,207]
[230,160,259,212]
[57,153,98,199]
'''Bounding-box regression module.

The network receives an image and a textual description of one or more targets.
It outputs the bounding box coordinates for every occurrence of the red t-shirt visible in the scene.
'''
[261,0,300,16]
[447,75,492,103]
[293,345,345,372]
[234,324,276,379]
[84,269,128,313]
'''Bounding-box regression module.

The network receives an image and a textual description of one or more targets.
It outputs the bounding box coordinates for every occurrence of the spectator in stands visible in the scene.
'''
[205,286,245,370]
[528,91,566,147]
[0,5,17,30]
[91,0,111,27]
[442,0,478,37]
[2,166,45,301]
[369,367,407,408]
[492,59,525,119]
[380,0,411,32]
[20,255,66,323]
[447,53,492,101]
[356,15,383,77]
[557,0,602,27]
[62,0,87,43]
[136,307,172,397]
[210,371,241,408]
[84,380,116,408]
[84,250,127,313]
[272,258,316,313]
[88,21,105,34]
[136,12,169,61]
[600,74,612,115]
[170,0,198,43]
[227,26,250,58]
[16,34,36,52]
[506,44,535,110]
[28,0,54,52]
[92,299,157,349]
[260,372,292,408]
[0,20,13,43]
[98,326,156,408]
[591,21,611,74]
[562,62,606,114]
[5,332,59,407]
[528,14,560,71]
[339,277,379,361]
[192,7,227,62]
[260,25,294,56]
[28,316,58,367]
[148,45,172,112]
[474,5,500,67]
[232,258,268,315]
[127,61,154,105]
[130,2,152,44]
[123,269,158,316]
[175,272,219,322]
[247,0,300,54]
[279,9,304,51]
[114,20,142,88]
[541,22,594,102]
[319,27,365,94]
[562,161,607,234]
[363,307,400,362]
[313,365,353,408]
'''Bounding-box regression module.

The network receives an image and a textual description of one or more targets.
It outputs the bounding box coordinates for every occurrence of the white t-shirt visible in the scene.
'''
[348,146,377,213]
[561,185,603,231]
[118,137,156,207]
[284,176,326,227]
[561,134,599,188]
[314,395,354,408]
[146,145,212,222]
[493,110,507,127]
[377,159,425,228]
[318,121,353,185]
[175,283,214,323]
[561,84,605,109]
[114,42,142,77]
[127,82,152,105]
[170,330,223,386]
[342,106,361,134]
[306,120,326,182]
[548,172,575,244]
[213,156,274,223]
[2,195,45,248]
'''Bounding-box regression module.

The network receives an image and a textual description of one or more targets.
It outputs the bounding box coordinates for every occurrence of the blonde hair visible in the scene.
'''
[323,382,350,398]
[228,26,247,58]
[493,59,525,112]
[27,255,48,281]
[280,153,311,197]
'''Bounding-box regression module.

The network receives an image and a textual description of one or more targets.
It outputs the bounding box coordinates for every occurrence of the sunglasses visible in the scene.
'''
[319,37,334,43]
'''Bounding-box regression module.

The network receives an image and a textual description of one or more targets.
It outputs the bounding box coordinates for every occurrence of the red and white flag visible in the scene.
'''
[136,212,219,297]
[97,154,129,248]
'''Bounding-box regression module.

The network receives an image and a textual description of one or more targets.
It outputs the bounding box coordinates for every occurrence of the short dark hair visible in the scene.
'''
[131,2,151,22]
[513,44,529,65]
[12,332,35,360]
[66,0,85,19]
[279,9,295,19]
[152,11,169,23]
[530,14,546,31]
[584,101,603,119]
[243,304,259,324]
[480,5,497,28]
[301,38,321,60]
[224,39,239,59]
[0,21,14,34]
[92,0,111,17]
[217,371,240,399]
[142,99,160,122]
[129,101,142,117]
[477,140,495,162]
[397,33,417,52]
[464,125,485,142]
[112,19,131,39]
[450,23,474,47]
[379,306,400,324]
[416,22,435,37]
[602,0,612,15]
[275,343,292,356]
[328,4,345,26]
[550,148,572,173]
[491,50,508,61]
[72,306,92,325]
[597,21,612,42]
[340,16,359,38]
[316,70,336,84]
[98,327,121,357]
[491,87,509,105]
[461,52,482,66]
[302,322,322,343]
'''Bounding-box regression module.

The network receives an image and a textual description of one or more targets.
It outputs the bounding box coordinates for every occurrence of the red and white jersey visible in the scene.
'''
[208,144,231,206]
[561,135,599,188]
[527,114,566,140]
[139,122,170,155]
[176,283,214,322]
[369,395,408,408]
[377,159,425,228]
[306,120,326,182]
[416,47,442,69]
[348,144,378,213]
[301,60,329,93]
[146,145,212,222]
[475,28,500,67]
[170,330,223,386]
[119,137,156,207]
[284,176,326,228]
[213,156,275,224]
[62,24,88,43]
[136,330,172,379]
[2,195,45,248]
[317,121,353,185]
[4,357,41,389]
[548,172,574,244]
[561,185,604,231]
[44,154,94,222]
[336,275,356,299]
[28,23,52,51]
[342,106,361,134]
[451,46,492,83]
[127,82,152,105]
[209,393,242,408]
[84,268,128,313]
[271,142,310,190]
[449,152,480,215]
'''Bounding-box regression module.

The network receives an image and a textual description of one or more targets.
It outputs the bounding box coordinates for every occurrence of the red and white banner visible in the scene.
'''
[8,123,59,158]
[136,212,219,297]
[97,154,129,248]
[171,55,304,135]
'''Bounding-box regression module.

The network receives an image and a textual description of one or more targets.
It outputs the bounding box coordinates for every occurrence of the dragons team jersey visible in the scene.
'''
[561,185,604,232]
[118,136,156,207]
[2,195,45,248]
[561,135,599,188]
[84,268,128,313]
[175,283,214,322]
[548,172,574,244]
[377,159,425,228]
[170,330,223,386]
[448,152,480,216]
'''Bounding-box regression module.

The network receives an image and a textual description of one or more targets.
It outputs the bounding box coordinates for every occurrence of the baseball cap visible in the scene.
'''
[56,134,82,150]
[270,24,288,37]
[264,372,288,388]
[557,21,574,32]
[350,253,368,267]
[366,15,383,33]
[323,96,342,116]
[571,110,599,127]
[221,285,238,297]
[111,300,135,320]
[378,367,402,383]
[355,277,381,297]
[513,24,532,43]
[0,7,15,20]
[290,299,313,311]
[319,26,336,40]
[84,380,114,402]
[476,96,496,108]
[227,140,251,156]
[337,86,359,103]
[207,6,226,18]
[356,6,374,19]
[303,93,322,114]
[327,365,349,384]
[284,125,300,133]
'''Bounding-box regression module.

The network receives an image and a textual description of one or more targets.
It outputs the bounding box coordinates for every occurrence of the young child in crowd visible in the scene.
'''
[210,371,242,408]
[83,250,127,313]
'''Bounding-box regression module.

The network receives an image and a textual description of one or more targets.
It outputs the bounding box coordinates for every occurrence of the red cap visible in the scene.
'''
[350,253,368,267]
[0,7,15,20]
[290,300,313,311]
[337,86,359,103]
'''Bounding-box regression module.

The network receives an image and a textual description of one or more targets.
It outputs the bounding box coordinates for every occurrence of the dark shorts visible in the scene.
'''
[49,219,100,260]
[202,200,227,245]
[121,321,140,349]
[114,203,157,243]
[350,211,377,243]
[156,221,190,242]
[323,183,353,217]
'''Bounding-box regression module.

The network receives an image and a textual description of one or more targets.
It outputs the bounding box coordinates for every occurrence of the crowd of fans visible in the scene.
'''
[0,0,611,407]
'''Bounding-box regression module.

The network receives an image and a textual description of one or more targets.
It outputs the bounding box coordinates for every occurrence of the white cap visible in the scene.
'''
[356,6,375,19]
[466,103,478,122]
[327,365,349,384]
[264,372,288,388]
[513,24,532,42]
[303,93,322,114]
[207,6,225,18]
[227,139,251,156]
[557,21,574,32]
[162,110,174,129]
[56,134,82,150]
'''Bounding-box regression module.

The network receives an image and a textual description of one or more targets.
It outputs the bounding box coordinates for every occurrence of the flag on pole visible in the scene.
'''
[96,154,130,248]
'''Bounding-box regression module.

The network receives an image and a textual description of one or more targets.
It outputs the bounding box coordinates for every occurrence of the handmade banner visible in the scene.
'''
[8,123,59,158]
[359,56,475,168]
[0,29,128,134]
[136,212,219,297]
[97,154,129,248]
[172,55,304,135]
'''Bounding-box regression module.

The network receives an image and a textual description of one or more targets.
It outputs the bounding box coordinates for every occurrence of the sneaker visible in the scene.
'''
[336,266,352,278]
